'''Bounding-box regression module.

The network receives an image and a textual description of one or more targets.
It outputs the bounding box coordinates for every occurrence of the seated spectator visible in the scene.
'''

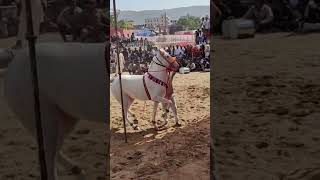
[0,13,8,38]
[242,0,274,32]
[304,0,320,22]
[77,0,108,42]
[56,0,82,41]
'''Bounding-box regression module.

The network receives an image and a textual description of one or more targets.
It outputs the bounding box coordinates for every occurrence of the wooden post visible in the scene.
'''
[25,0,48,179]
[113,0,128,143]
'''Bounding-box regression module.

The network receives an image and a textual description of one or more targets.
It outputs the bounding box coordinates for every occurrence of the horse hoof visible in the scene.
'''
[133,125,140,130]
[174,123,182,127]
[158,121,168,128]
[156,126,168,131]
[71,166,85,175]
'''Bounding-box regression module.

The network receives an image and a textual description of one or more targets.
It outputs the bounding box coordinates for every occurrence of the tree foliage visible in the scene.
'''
[110,10,133,29]
[118,20,134,29]
[177,15,201,30]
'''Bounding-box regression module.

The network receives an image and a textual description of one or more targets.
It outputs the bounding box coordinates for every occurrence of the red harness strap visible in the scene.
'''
[143,72,169,100]
[143,74,152,100]
[147,72,168,88]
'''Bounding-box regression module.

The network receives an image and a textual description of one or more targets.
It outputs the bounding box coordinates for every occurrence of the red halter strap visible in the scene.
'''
[147,72,168,88]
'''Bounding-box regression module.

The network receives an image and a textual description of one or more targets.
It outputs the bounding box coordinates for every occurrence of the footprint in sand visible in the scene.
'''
[285,168,320,180]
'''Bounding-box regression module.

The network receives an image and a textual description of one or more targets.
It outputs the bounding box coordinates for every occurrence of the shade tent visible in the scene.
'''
[135,28,156,37]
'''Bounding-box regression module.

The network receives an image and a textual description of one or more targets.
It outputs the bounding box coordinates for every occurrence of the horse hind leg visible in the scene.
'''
[54,106,86,180]
[111,83,137,130]
[33,96,65,180]
[122,94,139,130]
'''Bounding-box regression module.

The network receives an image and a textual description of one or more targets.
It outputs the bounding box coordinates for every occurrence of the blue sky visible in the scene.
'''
[110,0,210,11]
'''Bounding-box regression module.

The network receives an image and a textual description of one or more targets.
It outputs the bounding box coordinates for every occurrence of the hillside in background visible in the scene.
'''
[115,6,210,25]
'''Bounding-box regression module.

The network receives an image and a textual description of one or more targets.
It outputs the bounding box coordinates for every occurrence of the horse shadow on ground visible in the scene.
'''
[110,124,186,147]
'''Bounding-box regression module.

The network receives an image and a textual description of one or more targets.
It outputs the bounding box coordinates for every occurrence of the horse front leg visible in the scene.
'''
[152,102,159,130]
[153,96,172,105]
[170,95,181,127]
[158,102,169,128]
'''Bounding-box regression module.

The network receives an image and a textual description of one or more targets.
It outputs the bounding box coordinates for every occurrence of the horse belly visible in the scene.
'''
[5,43,108,127]
[111,76,148,101]
[37,44,107,123]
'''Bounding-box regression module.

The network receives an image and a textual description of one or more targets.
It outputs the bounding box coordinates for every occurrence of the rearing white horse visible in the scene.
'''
[111,49,180,130]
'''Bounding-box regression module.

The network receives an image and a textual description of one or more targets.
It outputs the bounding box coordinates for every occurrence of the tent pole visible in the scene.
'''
[25,0,48,179]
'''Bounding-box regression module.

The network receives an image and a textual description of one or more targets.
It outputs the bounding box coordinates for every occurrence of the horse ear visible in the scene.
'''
[159,49,165,56]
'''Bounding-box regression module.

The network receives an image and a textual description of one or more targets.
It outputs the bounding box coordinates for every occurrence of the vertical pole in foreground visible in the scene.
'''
[113,0,128,143]
[25,0,48,179]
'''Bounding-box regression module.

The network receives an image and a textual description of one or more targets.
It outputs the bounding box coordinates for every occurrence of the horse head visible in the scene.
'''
[156,49,180,71]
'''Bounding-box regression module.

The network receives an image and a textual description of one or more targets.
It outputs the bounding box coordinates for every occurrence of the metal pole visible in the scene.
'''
[25,0,48,179]
[113,0,128,143]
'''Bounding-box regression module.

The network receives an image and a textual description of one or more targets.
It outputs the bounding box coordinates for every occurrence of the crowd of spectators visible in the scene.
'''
[0,0,108,44]
[212,0,320,33]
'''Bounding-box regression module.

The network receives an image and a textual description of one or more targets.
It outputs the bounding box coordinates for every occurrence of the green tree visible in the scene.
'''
[110,10,121,27]
[118,20,133,29]
[177,15,201,30]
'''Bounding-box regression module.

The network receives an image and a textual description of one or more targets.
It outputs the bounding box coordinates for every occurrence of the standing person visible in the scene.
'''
[115,49,125,75]
[130,32,135,44]
[138,46,143,60]
[203,15,210,43]
[13,0,47,49]
[200,17,205,30]
[171,46,176,56]
[123,47,129,62]
[195,29,199,45]
[198,29,203,44]
[140,37,143,47]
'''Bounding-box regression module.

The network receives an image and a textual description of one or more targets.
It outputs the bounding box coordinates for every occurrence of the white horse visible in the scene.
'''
[111,49,180,130]
[3,43,108,180]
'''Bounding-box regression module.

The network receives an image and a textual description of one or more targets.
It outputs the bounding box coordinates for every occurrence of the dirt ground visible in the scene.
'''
[110,72,210,180]
[0,34,107,180]
[213,33,320,180]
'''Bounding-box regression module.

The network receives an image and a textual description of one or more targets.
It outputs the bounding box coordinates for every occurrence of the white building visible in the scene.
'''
[145,14,172,34]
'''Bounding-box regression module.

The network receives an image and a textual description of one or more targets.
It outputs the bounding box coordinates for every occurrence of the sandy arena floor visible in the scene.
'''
[110,72,210,180]
[213,32,320,180]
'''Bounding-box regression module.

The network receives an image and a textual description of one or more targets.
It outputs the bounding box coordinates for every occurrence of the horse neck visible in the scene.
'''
[148,61,169,83]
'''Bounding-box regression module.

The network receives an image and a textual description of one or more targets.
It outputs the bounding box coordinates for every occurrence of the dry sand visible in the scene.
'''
[110,72,210,179]
[0,34,107,180]
[213,33,320,180]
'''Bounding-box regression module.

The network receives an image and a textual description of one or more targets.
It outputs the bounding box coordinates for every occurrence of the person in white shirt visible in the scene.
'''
[198,30,204,44]
[115,49,125,75]
[203,16,210,44]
